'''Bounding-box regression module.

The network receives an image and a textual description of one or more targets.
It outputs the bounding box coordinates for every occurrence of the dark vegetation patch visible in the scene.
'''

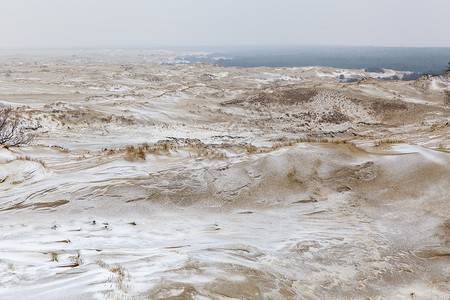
[45,107,138,126]
[320,111,350,124]
[444,90,450,106]
[365,67,385,73]
[222,88,318,106]
[211,46,450,74]
[370,100,408,115]
[402,72,423,81]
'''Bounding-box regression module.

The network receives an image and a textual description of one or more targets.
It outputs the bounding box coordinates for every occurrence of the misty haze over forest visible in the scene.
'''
[166,45,450,75]
[2,0,449,76]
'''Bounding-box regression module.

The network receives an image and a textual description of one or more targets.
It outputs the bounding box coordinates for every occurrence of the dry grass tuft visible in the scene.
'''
[118,137,362,160]
[268,137,355,152]
[245,144,258,153]
[96,260,133,293]
[123,141,176,160]
[95,259,108,269]
[125,145,146,161]
[50,252,58,262]
[18,156,47,167]
[71,251,83,267]
[374,139,405,146]
[1,155,47,167]
[296,137,330,143]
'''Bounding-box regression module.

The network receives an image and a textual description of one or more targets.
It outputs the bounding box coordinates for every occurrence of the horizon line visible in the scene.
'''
[1,44,450,52]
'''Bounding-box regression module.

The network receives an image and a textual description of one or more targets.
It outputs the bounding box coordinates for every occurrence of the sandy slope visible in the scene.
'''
[0,51,449,299]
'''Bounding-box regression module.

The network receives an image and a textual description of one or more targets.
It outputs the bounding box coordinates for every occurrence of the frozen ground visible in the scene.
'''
[0,50,449,299]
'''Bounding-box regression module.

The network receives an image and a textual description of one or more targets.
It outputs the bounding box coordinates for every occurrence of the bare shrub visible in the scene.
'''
[0,106,34,146]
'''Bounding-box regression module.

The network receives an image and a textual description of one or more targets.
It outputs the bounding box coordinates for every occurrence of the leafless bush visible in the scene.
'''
[0,106,34,146]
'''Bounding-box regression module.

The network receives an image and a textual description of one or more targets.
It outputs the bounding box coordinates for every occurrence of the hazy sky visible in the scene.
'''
[1,0,449,49]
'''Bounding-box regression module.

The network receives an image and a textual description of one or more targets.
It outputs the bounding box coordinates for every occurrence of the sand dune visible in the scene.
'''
[0,51,449,299]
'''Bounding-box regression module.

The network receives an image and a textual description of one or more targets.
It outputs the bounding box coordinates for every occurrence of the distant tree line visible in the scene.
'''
[206,46,450,74]
[340,73,424,82]
[401,73,423,81]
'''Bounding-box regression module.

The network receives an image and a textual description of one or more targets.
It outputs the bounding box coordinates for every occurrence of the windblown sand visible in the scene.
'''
[0,50,449,299]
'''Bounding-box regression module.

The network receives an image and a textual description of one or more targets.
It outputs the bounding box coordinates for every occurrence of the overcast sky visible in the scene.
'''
[1,0,449,49]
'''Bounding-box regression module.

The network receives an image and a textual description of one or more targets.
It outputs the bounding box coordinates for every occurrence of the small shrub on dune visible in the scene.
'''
[0,106,34,146]
[245,144,258,153]
[125,145,146,161]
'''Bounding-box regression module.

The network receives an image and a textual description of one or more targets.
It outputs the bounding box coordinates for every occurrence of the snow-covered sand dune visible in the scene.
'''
[0,51,449,299]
